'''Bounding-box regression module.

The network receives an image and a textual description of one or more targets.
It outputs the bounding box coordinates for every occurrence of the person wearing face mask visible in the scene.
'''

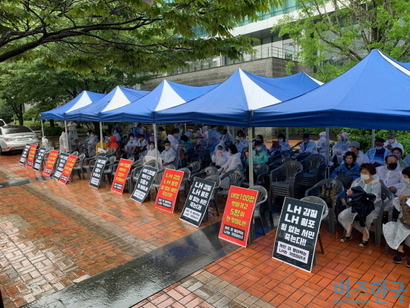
[276,133,291,152]
[252,135,267,152]
[144,141,160,164]
[384,132,404,152]
[207,125,220,152]
[211,143,230,169]
[338,163,381,247]
[297,133,318,154]
[316,131,327,156]
[160,140,177,166]
[219,129,233,147]
[392,147,407,169]
[246,140,268,165]
[112,129,121,143]
[332,132,350,165]
[167,128,180,151]
[219,144,243,176]
[124,133,138,157]
[330,151,360,187]
[383,166,410,267]
[376,155,405,194]
[348,141,369,166]
[365,138,390,166]
[87,131,98,157]
[235,130,248,153]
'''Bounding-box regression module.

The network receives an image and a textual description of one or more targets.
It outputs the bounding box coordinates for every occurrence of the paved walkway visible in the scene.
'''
[0,152,409,308]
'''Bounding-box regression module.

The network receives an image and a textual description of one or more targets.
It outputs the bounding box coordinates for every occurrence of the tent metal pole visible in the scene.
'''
[100,122,103,152]
[248,127,254,188]
[371,129,375,148]
[40,119,44,139]
[286,127,289,142]
[64,121,70,153]
[325,127,330,178]
[153,123,159,169]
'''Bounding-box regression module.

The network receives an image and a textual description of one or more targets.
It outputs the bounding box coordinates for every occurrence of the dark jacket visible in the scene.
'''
[347,186,376,218]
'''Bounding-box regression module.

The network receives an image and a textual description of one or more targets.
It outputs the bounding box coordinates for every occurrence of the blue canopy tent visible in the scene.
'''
[64,86,149,122]
[41,90,105,121]
[251,49,410,130]
[100,80,218,123]
[155,69,323,126]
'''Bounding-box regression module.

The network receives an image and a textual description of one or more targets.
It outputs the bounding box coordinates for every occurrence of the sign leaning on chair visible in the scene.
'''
[272,197,323,272]
[19,144,31,164]
[131,165,158,203]
[89,156,109,189]
[155,168,184,213]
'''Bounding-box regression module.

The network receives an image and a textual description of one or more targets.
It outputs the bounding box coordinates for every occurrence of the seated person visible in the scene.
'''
[297,133,318,154]
[219,144,243,175]
[235,130,248,153]
[277,133,291,152]
[330,151,360,187]
[219,129,233,146]
[144,141,160,164]
[160,140,177,166]
[366,137,391,166]
[107,136,119,151]
[316,131,327,156]
[134,134,148,155]
[376,155,405,194]
[348,141,369,166]
[391,147,407,169]
[124,133,138,157]
[211,143,230,169]
[332,132,350,165]
[87,131,98,157]
[195,134,207,149]
[167,128,180,151]
[180,135,194,155]
[384,132,404,152]
[95,136,109,154]
[246,140,268,165]
[269,140,282,158]
[253,135,267,152]
[383,166,410,266]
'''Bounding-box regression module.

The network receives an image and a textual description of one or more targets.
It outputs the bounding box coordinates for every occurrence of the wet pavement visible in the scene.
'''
[0,152,409,308]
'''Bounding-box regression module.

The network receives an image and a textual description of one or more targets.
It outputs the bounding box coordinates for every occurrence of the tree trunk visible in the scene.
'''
[50,119,55,127]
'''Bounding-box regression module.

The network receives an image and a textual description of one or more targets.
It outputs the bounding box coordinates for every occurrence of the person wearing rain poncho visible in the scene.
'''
[59,131,70,153]
[219,144,243,189]
[316,131,327,156]
[338,163,381,248]
[211,143,230,169]
[383,166,410,267]
[332,132,350,165]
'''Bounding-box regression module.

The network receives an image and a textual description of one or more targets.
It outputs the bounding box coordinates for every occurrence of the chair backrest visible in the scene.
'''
[71,151,79,156]
[305,154,325,171]
[105,147,116,156]
[166,164,176,170]
[381,186,394,207]
[203,166,218,176]
[204,175,221,189]
[227,170,245,187]
[77,153,86,162]
[254,163,268,176]
[187,161,201,173]
[107,156,116,164]
[300,196,329,220]
[250,185,268,204]
[282,160,303,179]
[145,159,157,167]
[305,178,344,207]
[178,168,191,181]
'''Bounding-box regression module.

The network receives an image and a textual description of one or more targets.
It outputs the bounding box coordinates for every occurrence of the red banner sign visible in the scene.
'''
[155,168,184,213]
[218,186,258,247]
[26,144,38,168]
[111,158,132,194]
[58,155,78,184]
[42,150,59,177]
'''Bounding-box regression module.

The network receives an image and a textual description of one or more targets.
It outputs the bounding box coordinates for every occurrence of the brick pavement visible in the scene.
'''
[1,153,410,308]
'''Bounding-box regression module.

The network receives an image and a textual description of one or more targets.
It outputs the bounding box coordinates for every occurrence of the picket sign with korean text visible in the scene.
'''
[154,168,184,213]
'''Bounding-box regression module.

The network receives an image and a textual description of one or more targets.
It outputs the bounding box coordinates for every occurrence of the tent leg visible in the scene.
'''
[371,129,375,148]
[40,119,45,139]
[248,127,254,188]
[64,121,70,153]
[153,123,160,169]
[285,127,289,142]
[325,127,330,179]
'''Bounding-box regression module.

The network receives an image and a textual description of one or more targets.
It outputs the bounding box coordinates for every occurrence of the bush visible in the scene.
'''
[44,126,63,136]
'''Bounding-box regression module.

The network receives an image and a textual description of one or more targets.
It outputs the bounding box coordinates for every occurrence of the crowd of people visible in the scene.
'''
[57,123,410,268]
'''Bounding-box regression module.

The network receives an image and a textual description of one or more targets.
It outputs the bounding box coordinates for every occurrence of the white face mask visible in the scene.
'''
[278,139,283,142]
[129,137,134,140]
[255,147,262,151]
[375,146,383,150]
[404,178,410,186]
[387,139,395,144]
[165,145,170,150]
[361,173,370,181]
[149,145,154,149]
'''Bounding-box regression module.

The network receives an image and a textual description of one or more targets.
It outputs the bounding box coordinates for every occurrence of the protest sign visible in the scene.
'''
[111,158,132,194]
[33,147,47,171]
[180,178,215,227]
[52,153,69,180]
[19,144,30,164]
[58,154,78,184]
[218,186,258,247]
[42,150,59,177]
[89,156,109,189]
[26,144,38,168]
[154,168,184,213]
[272,197,324,272]
[131,165,158,203]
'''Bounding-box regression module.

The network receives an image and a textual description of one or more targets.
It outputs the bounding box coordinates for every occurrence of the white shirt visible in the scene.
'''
[376,165,405,192]
[136,139,147,148]
[299,140,318,154]
[160,148,177,164]
[211,150,230,167]
[221,153,243,173]
[167,134,179,151]
[332,140,350,156]
[384,140,404,152]
[355,150,370,166]
[316,137,327,155]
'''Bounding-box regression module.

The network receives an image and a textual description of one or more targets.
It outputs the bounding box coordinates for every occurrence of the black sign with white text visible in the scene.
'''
[19,144,30,164]
[180,178,216,227]
[52,153,69,180]
[33,147,47,171]
[131,165,158,203]
[89,156,109,188]
[272,197,324,272]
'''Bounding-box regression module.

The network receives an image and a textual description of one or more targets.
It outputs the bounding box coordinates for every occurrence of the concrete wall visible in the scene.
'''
[141,57,312,90]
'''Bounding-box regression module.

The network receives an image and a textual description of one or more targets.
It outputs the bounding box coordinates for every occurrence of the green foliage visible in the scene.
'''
[0,101,14,123]
[23,108,40,121]
[274,0,410,81]
[44,126,63,136]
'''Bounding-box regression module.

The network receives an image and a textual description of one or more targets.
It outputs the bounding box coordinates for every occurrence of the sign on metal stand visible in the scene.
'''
[89,156,109,189]
[58,154,78,184]
[52,153,69,180]
[111,158,133,194]
[131,165,158,203]
[154,168,184,213]
[272,197,323,272]
[33,147,47,171]
[19,144,30,165]
[26,144,38,168]
[42,150,59,177]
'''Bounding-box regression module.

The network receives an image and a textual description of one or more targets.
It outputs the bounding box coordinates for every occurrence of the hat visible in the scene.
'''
[302,133,310,139]
[319,131,326,137]
[350,141,360,149]
[338,132,349,139]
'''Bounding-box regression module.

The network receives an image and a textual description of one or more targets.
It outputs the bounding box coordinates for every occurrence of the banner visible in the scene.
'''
[33,147,47,171]
[52,153,69,180]
[26,144,38,168]
[42,150,59,177]
[180,178,216,227]
[218,186,258,247]
[58,154,78,184]
[154,168,184,213]
[19,144,30,164]
[131,165,158,203]
[89,156,109,189]
[111,158,133,194]
[272,197,324,272]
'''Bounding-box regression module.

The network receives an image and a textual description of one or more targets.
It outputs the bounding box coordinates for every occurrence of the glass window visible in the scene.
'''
[2,126,33,134]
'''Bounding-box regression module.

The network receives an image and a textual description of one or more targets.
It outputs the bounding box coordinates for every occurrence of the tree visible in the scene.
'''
[274,0,410,81]
[0,0,281,70]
